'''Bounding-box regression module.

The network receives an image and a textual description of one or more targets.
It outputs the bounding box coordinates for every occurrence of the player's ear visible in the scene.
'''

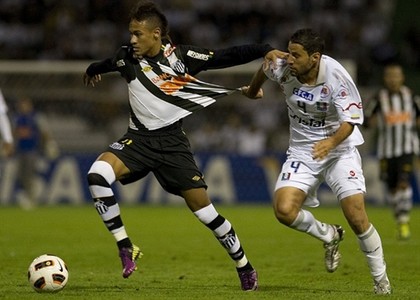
[311,52,321,62]
[153,27,161,40]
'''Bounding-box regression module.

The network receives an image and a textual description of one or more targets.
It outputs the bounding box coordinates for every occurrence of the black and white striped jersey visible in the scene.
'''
[365,86,420,158]
[86,43,273,131]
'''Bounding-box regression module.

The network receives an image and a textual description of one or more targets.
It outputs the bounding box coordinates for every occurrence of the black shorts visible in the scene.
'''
[107,124,207,196]
[379,154,414,189]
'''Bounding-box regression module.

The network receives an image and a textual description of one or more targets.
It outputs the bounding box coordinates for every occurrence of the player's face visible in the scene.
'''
[383,66,404,93]
[286,42,319,82]
[129,19,161,58]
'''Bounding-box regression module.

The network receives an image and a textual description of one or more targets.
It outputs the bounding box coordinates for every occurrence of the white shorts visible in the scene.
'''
[275,147,366,206]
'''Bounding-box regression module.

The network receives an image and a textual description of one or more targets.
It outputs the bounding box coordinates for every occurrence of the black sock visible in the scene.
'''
[117,238,132,250]
[236,261,253,272]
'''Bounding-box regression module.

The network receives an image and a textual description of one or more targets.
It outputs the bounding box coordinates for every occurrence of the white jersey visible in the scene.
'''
[265,55,364,155]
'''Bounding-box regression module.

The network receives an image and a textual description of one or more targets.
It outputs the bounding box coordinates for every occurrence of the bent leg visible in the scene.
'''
[182,188,249,267]
[87,152,133,248]
[274,187,336,243]
[87,152,141,278]
[182,188,257,290]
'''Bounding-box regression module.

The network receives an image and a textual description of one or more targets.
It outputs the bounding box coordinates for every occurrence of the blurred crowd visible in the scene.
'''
[1,0,417,85]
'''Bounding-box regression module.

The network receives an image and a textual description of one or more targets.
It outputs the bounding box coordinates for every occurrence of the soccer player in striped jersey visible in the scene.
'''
[365,64,420,240]
[83,0,278,291]
[242,28,391,294]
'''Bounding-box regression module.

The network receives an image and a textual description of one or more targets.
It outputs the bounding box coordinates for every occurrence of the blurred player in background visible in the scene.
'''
[83,0,280,291]
[364,64,420,240]
[242,28,391,294]
[13,97,58,209]
[0,89,13,158]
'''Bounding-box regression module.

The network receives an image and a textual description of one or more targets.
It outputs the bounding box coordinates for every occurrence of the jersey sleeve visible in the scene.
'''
[86,46,132,76]
[86,46,137,82]
[85,58,115,77]
[178,44,274,75]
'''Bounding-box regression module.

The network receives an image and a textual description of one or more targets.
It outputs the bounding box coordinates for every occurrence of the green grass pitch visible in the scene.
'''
[0,204,419,299]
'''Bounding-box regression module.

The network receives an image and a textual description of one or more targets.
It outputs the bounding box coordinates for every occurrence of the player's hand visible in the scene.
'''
[312,139,334,160]
[264,49,289,64]
[83,73,101,87]
[241,86,263,99]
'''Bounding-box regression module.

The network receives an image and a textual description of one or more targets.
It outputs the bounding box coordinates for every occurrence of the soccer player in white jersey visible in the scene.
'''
[242,28,391,295]
[365,64,420,240]
[0,89,14,157]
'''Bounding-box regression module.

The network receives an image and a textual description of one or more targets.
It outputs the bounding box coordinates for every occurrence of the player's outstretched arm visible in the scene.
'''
[242,66,267,99]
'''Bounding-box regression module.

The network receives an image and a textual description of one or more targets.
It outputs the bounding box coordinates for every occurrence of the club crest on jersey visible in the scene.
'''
[172,60,185,73]
[116,59,125,67]
[320,85,331,98]
[336,87,349,99]
[293,88,314,101]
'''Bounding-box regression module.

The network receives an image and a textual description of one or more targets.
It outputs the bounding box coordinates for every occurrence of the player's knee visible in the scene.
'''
[87,172,109,187]
[87,160,116,185]
[273,198,297,225]
[349,218,370,235]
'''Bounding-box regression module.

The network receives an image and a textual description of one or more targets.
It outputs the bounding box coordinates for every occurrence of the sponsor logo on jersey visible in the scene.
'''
[289,112,325,127]
[192,175,202,181]
[347,170,358,179]
[293,88,314,101]
[142,66,153,72]
[384,111,411,125]
[151,72,172,84]
[109,142,124,150]
[187,50,211,61]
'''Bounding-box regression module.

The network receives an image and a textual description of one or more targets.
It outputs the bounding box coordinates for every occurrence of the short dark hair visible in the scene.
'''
[130,1,169,38]
[290,28,325,55]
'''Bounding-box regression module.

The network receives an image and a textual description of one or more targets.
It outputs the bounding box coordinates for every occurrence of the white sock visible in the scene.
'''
[290,210,335,243]
[357,224,387,280]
